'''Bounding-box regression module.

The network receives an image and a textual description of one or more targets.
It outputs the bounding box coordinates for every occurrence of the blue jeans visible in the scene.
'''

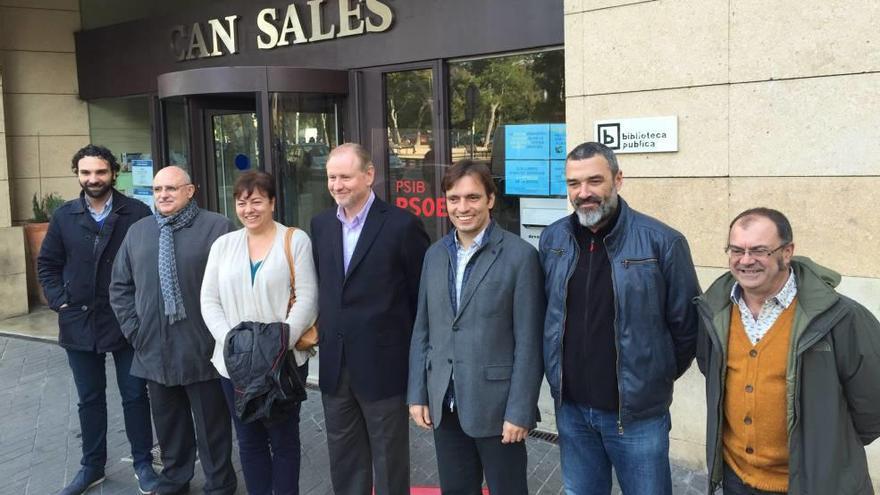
[556,401,672,495]
[220,362,308,495]
[66,347,153,472]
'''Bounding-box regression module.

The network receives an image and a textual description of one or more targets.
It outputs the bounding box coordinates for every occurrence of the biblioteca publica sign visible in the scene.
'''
[593,116,678,154]
[170,0,394,61]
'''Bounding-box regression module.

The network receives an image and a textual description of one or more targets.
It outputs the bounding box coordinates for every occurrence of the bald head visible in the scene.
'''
[153,166,195,216]
[154,166,191,185]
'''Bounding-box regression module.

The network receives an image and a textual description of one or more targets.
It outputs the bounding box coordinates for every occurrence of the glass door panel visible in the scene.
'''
[271,93,342,233]
[210,111,259,225]
[163,97,190,173]
[448,50,565,235]
[384,68,445,241]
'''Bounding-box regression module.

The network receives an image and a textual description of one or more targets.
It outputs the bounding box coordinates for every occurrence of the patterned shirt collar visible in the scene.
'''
[336,190,375,228]
[730,268,798,309]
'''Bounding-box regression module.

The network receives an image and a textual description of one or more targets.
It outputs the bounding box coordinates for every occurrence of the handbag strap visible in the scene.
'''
[284,227,297,314]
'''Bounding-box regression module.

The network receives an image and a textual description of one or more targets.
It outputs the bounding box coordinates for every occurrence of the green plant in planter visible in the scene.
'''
[31,192,65,223]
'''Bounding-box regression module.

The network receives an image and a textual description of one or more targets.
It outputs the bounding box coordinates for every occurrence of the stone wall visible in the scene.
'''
[0,0,88,317]
[564,0,880,485]
[1,0,89,223]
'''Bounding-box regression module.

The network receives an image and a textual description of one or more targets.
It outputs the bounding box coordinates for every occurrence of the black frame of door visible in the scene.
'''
[191,95,259,213]
[351,59,450,240]
[154,66,348,218]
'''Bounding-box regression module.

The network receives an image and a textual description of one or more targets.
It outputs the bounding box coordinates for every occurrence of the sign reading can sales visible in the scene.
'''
[594,116,678,154]
[170,0,394,62]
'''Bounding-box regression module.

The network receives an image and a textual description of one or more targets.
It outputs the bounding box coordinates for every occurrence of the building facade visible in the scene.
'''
[1,0,879,482]
[563,0,880,482]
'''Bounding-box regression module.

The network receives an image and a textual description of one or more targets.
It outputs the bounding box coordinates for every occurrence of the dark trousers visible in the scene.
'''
[220,363,309,495]
[321,368,410,495]
[147,379,237,495]
[66,347,153,473]
[433,408,528,495]
[723,464,787,495]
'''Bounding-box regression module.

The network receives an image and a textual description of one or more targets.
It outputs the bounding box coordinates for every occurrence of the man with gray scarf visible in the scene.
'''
[111,166,237,495]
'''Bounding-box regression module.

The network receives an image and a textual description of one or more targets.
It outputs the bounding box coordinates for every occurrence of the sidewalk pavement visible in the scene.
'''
[0,310,708,495]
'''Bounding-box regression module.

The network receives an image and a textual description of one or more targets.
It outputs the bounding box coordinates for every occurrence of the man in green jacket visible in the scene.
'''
[695,207,880,494]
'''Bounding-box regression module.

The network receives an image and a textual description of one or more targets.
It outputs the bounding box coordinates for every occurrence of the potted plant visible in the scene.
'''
[24,192,65,306]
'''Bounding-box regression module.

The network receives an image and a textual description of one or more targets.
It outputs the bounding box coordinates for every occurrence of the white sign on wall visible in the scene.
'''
[593,116,678,154]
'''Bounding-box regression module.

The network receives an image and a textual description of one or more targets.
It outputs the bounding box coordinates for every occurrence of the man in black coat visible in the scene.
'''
[311,143,429,495]
[37,144,159,495]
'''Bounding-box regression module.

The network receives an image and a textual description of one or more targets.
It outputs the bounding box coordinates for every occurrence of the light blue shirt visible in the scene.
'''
[86,195,113,224]
[453,226,489,306]
[336,190,376,274]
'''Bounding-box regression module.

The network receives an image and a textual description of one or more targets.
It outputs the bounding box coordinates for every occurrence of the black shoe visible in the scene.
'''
[58,468,105,495]
[166,482,190,494]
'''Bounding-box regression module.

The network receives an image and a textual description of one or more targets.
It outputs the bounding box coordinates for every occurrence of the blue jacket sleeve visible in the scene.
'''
[662,236,702,378]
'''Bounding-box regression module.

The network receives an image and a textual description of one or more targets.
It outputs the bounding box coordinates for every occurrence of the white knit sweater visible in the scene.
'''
[200,222,318,376]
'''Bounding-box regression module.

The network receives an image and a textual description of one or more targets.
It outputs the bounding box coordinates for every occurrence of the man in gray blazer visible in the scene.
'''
[408,160,545,494]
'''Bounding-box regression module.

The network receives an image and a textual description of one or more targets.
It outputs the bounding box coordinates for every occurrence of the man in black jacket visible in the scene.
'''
[37,145,159,495]
[540,142,700,495]
[311,143,429,495]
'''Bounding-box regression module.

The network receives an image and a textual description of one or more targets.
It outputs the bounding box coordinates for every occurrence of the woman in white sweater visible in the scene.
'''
[200,171,317,495]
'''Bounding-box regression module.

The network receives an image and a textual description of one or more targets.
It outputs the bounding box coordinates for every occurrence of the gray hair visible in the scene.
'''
[329,142,374,172]
[566,142,620,176]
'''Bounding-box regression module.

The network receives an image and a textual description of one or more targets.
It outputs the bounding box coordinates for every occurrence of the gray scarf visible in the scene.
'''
[155,200,199,324]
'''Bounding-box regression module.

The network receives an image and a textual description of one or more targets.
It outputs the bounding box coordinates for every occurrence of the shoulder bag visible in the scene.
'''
[285,227,319,352]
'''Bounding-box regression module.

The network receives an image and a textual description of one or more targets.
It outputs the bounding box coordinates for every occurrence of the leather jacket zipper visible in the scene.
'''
[622,257,658,268]
[557,231,580,403]
[605,239,625,435]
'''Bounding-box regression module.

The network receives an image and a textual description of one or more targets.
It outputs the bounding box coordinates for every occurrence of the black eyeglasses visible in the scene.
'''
[724,244,788,260]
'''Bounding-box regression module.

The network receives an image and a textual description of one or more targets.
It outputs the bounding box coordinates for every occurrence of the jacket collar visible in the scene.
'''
[442,219,496,253]
[699,256,840,316]
[69,188,129,215]
[454,223,504,319]
[561,196,632,242]
[697,256,843,356]
[343,196,388,281]
[601,197,632,252]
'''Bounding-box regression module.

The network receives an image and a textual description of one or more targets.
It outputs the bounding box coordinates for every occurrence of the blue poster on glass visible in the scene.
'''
[550,160,567,196]
[131,159,154,187]
[506,160,550,196]
[505,124,550,160]
[503,123,565,196]
[133,187,155,211]
[550,124,567,160]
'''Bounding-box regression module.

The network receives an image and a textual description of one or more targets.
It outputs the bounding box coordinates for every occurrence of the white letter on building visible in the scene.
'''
[277,3,309,46]
[365,0,393,32]
[208,15,239,55]
[337,0,365,37]
[187,23,210,59]
[257,8,280,49]
[307,0,337,42]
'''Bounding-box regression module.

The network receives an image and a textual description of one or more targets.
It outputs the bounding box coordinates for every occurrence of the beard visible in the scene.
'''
[573,189,619,228]
[80,181,112,199]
